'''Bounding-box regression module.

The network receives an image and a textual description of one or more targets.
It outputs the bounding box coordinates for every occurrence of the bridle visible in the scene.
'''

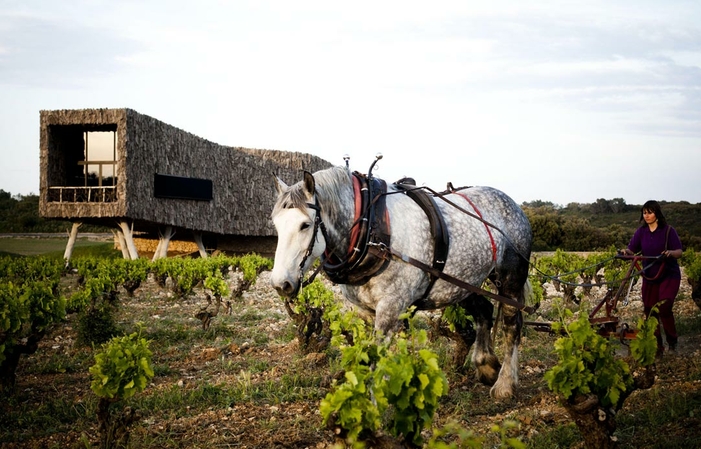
[295,155,386,290]
[297,196,330,289]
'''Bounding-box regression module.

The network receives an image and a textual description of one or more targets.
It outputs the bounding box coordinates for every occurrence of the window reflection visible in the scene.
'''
[83,131,117,187]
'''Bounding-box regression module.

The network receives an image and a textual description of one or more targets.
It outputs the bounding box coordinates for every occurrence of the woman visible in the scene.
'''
[622,200,683,356]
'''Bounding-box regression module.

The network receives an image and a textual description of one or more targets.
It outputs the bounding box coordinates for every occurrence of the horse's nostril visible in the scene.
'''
[274,280,295,297]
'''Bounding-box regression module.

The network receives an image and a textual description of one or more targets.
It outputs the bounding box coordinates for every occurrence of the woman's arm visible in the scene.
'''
[662,248,682,259]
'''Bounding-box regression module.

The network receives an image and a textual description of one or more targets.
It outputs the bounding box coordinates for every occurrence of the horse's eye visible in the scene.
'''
[300,222,311,231]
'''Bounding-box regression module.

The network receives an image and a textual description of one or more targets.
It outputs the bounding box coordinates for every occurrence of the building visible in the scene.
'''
[39,108,333,259]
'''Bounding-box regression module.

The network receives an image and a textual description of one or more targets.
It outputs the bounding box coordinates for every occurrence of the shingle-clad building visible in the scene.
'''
[39,108,333,259]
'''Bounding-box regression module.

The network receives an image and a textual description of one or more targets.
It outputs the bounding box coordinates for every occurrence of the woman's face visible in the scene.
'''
[643,208,657,225]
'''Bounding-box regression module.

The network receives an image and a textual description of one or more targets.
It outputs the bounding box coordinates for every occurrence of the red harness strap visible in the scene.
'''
[323,172,391,286]
[347,174,363,256]
[454,192,497,262]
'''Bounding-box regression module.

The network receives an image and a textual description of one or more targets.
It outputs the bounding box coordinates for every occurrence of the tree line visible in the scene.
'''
[518,197,700,251]
[0,190,107,233]
[2,189,700,251]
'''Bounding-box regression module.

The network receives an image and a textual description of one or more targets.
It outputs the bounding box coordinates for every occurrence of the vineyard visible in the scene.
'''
[1,250,701,448]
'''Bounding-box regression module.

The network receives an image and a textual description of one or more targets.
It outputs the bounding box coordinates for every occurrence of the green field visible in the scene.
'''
[0,237,119,258]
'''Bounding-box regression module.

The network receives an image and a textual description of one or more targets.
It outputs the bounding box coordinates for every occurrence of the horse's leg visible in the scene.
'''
[490,304,522,399]
[373,296,407,335]
[463,295,501,385]
[490,249,528,399]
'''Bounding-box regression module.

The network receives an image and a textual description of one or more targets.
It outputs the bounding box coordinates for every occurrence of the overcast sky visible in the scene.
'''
[1,0,700,206]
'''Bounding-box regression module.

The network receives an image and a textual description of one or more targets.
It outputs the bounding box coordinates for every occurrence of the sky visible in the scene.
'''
[1,0,700,206]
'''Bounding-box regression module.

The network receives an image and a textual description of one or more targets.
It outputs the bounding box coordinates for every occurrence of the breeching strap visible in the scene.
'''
[369,244,535,315]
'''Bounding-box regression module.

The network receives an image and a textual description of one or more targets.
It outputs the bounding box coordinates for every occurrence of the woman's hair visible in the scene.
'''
[640,200,667,227]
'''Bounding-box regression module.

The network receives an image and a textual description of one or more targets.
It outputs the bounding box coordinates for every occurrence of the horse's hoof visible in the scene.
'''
[475,362,500,386]
[490,382,514,400]
[474,355,500,386]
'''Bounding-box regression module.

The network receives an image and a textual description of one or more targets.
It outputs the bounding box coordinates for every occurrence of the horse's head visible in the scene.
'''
[270,171,327,298]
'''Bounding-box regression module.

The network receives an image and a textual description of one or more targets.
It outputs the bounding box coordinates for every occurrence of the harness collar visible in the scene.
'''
[322,171,391,285]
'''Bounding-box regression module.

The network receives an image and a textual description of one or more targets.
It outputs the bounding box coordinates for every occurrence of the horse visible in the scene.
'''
[270,164,532,399]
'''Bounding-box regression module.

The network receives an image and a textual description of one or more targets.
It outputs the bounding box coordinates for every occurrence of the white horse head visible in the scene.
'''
[270,171,327,298]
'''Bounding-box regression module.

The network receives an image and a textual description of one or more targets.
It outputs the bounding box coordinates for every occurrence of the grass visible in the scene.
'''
[0,237,119,258]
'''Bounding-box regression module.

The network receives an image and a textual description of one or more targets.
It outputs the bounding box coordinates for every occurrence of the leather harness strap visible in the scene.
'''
[395,179,450,299]
[323,172,391,285]
[368,244,535,314]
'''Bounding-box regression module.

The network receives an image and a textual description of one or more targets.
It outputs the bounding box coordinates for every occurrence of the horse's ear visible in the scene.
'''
[273,174,288,196]
[303,171,315,196]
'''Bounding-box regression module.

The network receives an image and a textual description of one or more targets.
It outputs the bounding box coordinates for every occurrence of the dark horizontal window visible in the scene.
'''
[154,173,213,201]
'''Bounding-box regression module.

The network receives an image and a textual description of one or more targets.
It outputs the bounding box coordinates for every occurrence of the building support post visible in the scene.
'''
[63,222,82,266]
[118,221,139,260]
[113,230,130,259]
[152,239,163,262]
[193,232,208,258]
[152,226,174,261]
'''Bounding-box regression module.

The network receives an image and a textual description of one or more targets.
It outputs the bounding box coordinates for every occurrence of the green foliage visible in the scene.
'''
[77,299,120,346]
[597,246,631,288]
[235,253,273,283]
[426,421,483,449]
[320,368,381,445]
[1,278,66,364]
[440,304,473,332]
[523,206,563,251]
[149,255,273,297]
[114,257,150,295]
[0,282,26,365]
[681,249,701,282]
[1,255,64,284]
[544,305,638,408]
[321,309,449,447]
[374,328,449,445]
[293,279,336,314]
[287,278,352,350]
[0,263,65,391]
[203,269,229,298]
[489,420,526,449]
[549,249,582,285]
[0,190,108,233]
[89,330,154,401]
[629,313,659,367]
[426,420,526,449]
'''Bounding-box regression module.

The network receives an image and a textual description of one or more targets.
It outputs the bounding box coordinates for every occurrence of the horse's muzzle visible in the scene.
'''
[272,279,299,298]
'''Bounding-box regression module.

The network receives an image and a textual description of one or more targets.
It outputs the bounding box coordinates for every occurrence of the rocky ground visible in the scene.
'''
[2,266,700,448]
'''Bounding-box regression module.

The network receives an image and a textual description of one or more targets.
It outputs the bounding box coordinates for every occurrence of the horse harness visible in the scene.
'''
[302,172,534,314]
[322,171,392,285]
[394,178,450,301]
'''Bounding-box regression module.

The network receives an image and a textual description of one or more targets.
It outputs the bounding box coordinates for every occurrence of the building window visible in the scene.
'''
[82,131,117,187]
[46,124,119,203]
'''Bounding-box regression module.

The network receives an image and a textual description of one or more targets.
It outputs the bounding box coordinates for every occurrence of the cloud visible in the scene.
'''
[0,13,142,88]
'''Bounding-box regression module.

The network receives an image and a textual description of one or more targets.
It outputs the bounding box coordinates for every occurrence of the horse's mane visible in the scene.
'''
[272,166,353,221]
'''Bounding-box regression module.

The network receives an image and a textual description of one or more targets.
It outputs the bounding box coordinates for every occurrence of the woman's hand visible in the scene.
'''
[619,248,633,256]
[662,249,682,259]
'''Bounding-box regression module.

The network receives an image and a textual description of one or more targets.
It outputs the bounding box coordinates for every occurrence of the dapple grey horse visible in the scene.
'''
[270,165,532,398]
